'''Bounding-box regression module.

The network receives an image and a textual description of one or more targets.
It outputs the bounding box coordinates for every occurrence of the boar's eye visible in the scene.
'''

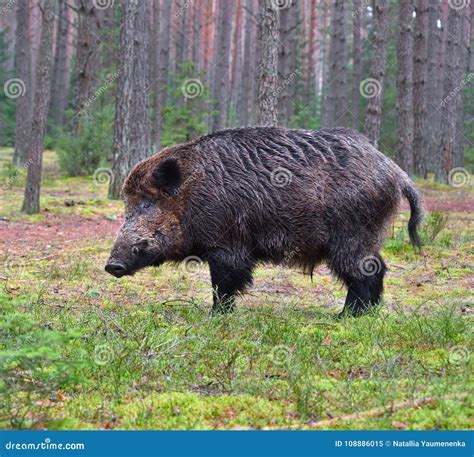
[132,240,149,255]
[141,201,153,211]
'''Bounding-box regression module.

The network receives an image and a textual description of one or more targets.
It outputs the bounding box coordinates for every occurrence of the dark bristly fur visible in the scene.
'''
[105,127,423,316]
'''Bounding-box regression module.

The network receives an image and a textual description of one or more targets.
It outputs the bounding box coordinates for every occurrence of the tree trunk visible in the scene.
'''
[13,0,33,166]
[191,0,201,69]
[202,0,214,79]
[363,0,389,148]
[454,6,468,168]
[49,0,70,127]
[352,0,363,131]
[469,3,474,74]
[109,0,151,199]
[73,0,100,133]
[230,0,242,126]
[22,0,57,215]
[210,0,234,131]
[240,0,255,126]
[423,0,442,175]
[326,0,347,127]
[412,0,428,177]
[154,0,172,149]
[174,0,188,73]
[395,0,414,174]
[256,0,279,126]
[0,2,16,74]
[320,1,331,126]
[277,1,297,126]
[30,1,43,80]
[437,4,465,182]
[306,0,317,102]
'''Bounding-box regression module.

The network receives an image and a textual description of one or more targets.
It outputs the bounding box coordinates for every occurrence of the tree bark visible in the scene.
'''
[256,0,279,126]
[423,0,442,175]
[352,0,363,131]
[13,0,33,166]
[210,0,234,131]
[412,0,428,177]
[154,0,172,149]
[395,0,414,174]
[230,0,243,126]
[277,1,297,126]
[363,0,389,148]
[49,0,71,127]
[73,0,100,133]
[326,0,347,127]
[454,6,468,168]
[109,0,151,199]
[306,0,317,102]
[469,3,474,74]
[22,0,57,214]
[437,4,465,182]
[240,0,257,126]
[174,0,188,73]
[191,0,201,69]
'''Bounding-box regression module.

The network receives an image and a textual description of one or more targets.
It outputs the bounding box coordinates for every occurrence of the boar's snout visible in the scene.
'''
[105,228,164,278]
[104,236,138,278]
[104,262,128,278]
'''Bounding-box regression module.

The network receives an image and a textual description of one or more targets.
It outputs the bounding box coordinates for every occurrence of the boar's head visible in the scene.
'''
[105,156,189,278]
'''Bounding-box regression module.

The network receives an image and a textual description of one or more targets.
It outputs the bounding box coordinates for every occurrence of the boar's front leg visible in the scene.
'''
[208,250,254,314]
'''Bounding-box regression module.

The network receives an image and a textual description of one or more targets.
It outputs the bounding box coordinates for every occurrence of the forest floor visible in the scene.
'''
[0,147,472,430]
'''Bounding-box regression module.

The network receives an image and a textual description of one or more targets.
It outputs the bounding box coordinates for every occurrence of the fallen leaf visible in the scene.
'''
[392,421,408,430]
[322,335,332,347]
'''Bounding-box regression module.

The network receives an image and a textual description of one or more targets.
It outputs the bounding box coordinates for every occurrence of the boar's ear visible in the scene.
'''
[152,158,182,196]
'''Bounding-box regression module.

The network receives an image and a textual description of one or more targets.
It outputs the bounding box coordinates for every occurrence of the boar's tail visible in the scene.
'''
[401,178,424,251]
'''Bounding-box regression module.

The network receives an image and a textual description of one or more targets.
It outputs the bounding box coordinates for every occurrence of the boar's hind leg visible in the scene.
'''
[337,253,387,318]
[208,252,254,314]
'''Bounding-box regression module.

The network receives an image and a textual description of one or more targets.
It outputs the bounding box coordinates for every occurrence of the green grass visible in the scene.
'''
[0,149,473,430]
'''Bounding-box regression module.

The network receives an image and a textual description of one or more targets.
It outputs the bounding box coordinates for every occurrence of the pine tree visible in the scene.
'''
[109,0,151,198]
[22,0,57,214]
[363,0,390,148]
[396,0,414,174]
[256,0,279,126]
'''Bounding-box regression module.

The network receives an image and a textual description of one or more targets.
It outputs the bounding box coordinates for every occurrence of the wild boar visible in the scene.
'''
[105,127,423,317]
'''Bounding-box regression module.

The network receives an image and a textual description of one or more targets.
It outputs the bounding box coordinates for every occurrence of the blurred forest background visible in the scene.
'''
[0,0,472,213]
